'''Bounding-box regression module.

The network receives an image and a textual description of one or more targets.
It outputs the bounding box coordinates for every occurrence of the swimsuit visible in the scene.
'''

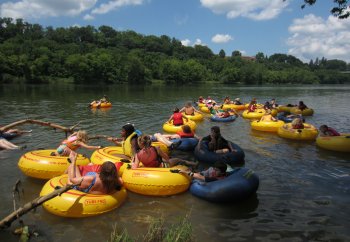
[73,172,97,193]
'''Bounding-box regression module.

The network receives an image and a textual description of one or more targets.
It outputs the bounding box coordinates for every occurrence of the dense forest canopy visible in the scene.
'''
[0,18,349,85]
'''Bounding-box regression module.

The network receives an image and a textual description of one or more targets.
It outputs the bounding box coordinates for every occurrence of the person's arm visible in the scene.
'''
[78,141,101,150]
[271,116,277,121]
[131,155,140,169]
[156,146,170,161]
[193,107,201,114]
[107,137,122,145]
[181,114,189,122]
[194,133,200,139]
[167,114,174,123]
[130,138,139,157]
[178,170,205,181]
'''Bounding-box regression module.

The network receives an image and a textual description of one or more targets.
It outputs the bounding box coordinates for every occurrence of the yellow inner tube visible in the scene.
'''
[278,105,293,113]
[242,109,266,119]
[251,120,285,132]
[91,102,112,108]
[162,119,196,133]
[222,104,246,111]
[18,149,90,180]
[316,134,350,152]
[122,165,190,196]
[277,123,318,140]
[290,107,314,116]
[40,174,127,217]
[182,112,204,122]
[199,106,210,113]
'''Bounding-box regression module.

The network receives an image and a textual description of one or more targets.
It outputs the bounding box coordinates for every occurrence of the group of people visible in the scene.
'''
[2,95,342,196]
[57,121,238,194]
[89,95,110,108]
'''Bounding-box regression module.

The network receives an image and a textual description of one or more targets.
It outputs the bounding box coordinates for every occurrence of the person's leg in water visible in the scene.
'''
[0,139,21,149]
[153,133,182,150]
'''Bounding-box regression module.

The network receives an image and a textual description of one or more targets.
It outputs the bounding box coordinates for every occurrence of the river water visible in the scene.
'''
[0,84,349,242]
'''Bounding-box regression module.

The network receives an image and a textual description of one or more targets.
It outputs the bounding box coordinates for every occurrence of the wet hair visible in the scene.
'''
[211,126,221,138]
[181,125,192,134]
[319,125,328,132]
[185,101,192,107]
[174,107,180,113]
[100,161,121,193]
[137,135,152,148]
[213,161,227,174]
[292,118,303,127]
[122,124,135,138]
[76,130,88,143]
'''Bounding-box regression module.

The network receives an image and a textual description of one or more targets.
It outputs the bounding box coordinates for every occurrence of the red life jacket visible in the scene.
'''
[136,147,160,167]
[173,112,183,126]
[176,130,194,138]
[328,127,341,136]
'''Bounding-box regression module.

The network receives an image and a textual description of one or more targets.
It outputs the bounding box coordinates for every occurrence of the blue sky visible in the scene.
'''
[1,0,350,63]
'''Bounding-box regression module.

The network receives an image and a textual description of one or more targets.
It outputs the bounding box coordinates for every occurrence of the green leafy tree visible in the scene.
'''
[219,49,226,58]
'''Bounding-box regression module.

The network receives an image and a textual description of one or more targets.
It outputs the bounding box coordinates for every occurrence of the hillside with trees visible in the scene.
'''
[1,18,349,85]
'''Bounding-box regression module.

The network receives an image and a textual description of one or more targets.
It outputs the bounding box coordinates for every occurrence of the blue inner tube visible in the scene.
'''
[190,167,259,203]
[277,112,303,123]
[194,140,245,166]
[210,115,237,122]
[171,138,199,151]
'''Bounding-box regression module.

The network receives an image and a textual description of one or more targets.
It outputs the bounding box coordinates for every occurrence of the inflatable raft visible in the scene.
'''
[122,166,190,196]
[18,149,90,180]
[316,134,350,152]
[190,167,259,203]
[194,140,245,166]
[40,174,127,217]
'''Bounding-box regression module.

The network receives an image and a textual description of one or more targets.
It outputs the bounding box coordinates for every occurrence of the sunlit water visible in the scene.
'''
[0,84,349,241]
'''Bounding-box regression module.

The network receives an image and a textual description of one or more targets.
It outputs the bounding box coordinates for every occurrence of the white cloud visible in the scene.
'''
[181,39,191,46]
[181,38,206,47]
[91,0,143,15]
[287,14,350,62]
[211,34,233,43]
[194,38,203,45]
[0,0,97,19]
[83,14,95,21]
[200,0,290,20]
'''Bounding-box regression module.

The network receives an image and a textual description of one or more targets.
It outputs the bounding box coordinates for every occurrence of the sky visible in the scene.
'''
[1,0,350,63]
